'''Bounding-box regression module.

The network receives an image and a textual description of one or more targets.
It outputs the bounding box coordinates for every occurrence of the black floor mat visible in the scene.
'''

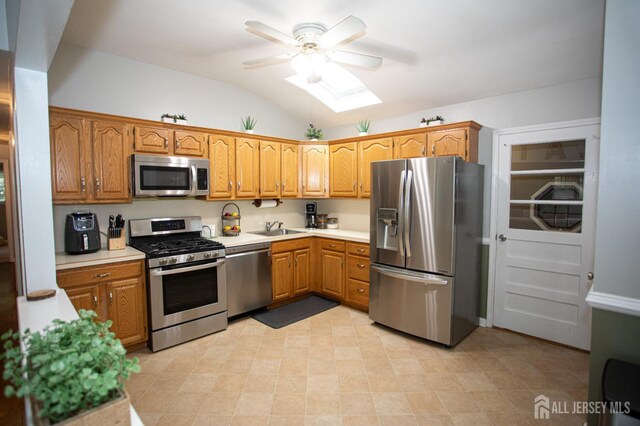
[252,295,339,329]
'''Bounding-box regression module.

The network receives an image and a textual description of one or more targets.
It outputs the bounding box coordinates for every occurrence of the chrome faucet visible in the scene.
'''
[266,221,283,231]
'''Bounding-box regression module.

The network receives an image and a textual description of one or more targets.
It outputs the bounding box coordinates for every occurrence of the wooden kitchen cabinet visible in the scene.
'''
[50,112,131,204]
[346,241,370,310]
[428,127,478,162]
[272,252,293,301]
[319,238,346,299]
[260,141,281,197]
[174,130,208,157]
[394,133,427,159]
[56,260,147,347]
[358,138,394,197]
[208,134,235,199]
[281,143,299,197]
[235,138,260,198]
[271,238,313,302]
[293,248,311,295]
[329,142,358,197]
[132,125,171,154]
[301,145,328,197]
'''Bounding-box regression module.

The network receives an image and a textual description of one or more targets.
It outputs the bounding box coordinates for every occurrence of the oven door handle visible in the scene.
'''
[150,259,226,276]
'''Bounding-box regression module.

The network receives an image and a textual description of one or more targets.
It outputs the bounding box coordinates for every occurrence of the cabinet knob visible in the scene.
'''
[229,180,232,191]
[109,291,113,304]
[356,248,365,253]
[237,181,241,191]
[357,263,365,268]
[329,244,336,248]
[356,288,365,294]
[164,138,168,150]
[352,182,356,191]
[93,295,98,307]
[276,181,279,190]
[281,181,285,190]
[432,145,435,155]
[94,273,110,278]
[360,182,363,191]
[176,141,181,149]
[422,146,425,155]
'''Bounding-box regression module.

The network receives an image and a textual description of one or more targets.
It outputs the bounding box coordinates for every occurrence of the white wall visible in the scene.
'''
[592,0,640,299]
[48,44,305,139]
[53,199,308,252]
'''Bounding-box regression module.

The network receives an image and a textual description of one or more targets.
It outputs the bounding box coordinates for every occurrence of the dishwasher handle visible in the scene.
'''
[225,248,271,258]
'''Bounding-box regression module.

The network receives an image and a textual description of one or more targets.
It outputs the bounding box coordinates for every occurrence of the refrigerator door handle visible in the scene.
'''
[398,170,406,258]
[371,264,448,285]
[403,170,413,258]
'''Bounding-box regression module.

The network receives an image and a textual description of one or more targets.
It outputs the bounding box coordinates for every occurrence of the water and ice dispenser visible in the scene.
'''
[376,208,399,250]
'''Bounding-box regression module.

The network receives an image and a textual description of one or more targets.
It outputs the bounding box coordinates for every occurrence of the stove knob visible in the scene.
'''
[159,258,168,266]
[211,251,218,258]
[169,257,178,264]
[187,254,195,262]
[203,252,212,259]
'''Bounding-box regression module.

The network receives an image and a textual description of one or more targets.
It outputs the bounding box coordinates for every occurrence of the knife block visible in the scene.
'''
[108,235,126,251]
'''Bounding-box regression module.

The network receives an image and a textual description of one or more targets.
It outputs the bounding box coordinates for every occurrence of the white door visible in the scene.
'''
[493,121,599,350]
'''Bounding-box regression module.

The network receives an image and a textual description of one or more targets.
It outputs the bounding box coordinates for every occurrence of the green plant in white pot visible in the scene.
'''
[241,116,257,134]
[305,123,323,140]
[356,119,370,136]
[1,310,140,425]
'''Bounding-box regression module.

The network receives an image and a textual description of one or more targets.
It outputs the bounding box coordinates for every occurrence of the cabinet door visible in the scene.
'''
[301,145,327,197]
[50,115,88,202]
[174,130,208,157]
[293,248,311,295]
[358,138,393,197]
[92,121,130,201]
[106,277,147,347]
[272,252,293,301]
[329,142,358,197]
[235,138,260,198]
[321,249,345,299]
[133,126,171,154]
[428,129,468,159]
[259,141,281,197]
[281,143,299,197]
[65,284,102,319]
[208,134,235,198]
[394,133,427,158]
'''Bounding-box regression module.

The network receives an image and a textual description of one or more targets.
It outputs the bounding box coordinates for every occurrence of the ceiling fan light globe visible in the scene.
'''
[292,54,310,75]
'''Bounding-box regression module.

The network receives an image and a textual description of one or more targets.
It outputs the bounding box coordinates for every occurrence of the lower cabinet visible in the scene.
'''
[56,260,147,347]
[346,242,370,310]
[320,244,346,299]
[271,238,312,302]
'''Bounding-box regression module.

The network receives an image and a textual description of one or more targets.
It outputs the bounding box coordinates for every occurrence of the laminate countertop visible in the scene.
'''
[55,246,145,270]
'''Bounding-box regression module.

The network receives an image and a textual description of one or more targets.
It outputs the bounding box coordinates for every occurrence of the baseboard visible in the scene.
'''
[586,288,640,318]
[478,318,487,327]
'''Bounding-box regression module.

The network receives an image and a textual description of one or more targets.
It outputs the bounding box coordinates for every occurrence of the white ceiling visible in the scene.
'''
[59,0,604,127]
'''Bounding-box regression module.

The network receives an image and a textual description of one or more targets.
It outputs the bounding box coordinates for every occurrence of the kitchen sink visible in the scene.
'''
[249,229,306,237]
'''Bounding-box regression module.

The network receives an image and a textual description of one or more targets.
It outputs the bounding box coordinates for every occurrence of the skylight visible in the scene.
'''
[286,62,382,113]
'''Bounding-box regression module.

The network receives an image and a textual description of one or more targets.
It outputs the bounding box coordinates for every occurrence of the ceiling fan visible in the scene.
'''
[243,16,383,84]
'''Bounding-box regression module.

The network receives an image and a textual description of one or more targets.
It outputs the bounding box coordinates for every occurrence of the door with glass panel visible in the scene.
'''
[494,122,599,350]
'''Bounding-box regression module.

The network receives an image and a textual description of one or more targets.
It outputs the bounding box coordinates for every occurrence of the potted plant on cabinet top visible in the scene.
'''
[356,119,370,136]
[1,310,140,425]
[161,113,188,125]
[305,123,323,141]
[241,116,257,134]
[420,115,444,127]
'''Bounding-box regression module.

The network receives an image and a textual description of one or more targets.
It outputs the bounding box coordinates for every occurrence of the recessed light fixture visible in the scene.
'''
[286,62,382,112]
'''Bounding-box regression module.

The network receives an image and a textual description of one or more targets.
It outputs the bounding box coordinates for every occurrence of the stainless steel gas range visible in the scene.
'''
[129,216,226,352]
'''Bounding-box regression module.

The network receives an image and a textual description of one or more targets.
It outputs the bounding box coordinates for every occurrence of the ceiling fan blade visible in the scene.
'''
[326,50,383,69]
[245,21,299,47]
[319,16,366,48]
[243,52,297,66]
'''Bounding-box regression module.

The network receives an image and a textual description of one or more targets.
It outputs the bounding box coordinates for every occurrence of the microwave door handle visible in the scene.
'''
[150,259,226,276]
[191,164,197,195]
[398,170,406,258]
[403,169,413,258]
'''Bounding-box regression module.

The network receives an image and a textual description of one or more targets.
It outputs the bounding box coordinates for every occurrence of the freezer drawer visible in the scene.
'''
[369,264,453,346]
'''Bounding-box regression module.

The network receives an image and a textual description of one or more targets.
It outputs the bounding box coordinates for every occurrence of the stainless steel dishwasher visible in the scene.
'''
[225,242,272,317]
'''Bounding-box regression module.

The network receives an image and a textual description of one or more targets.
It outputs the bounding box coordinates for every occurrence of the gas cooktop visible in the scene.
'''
[131,237,224,258]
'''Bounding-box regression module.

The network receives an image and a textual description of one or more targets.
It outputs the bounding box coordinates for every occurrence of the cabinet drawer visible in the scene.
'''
[271,237,311,254]
[347,279,369,308]
[347,243,369,257]
[319,239,345,252]
[347,255,369,282]
[57,260,143,288]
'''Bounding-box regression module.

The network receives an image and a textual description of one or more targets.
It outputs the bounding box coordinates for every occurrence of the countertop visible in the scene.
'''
[55,246,146,270]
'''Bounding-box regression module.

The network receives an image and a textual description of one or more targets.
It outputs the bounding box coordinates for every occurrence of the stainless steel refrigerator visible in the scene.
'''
[369,156,483,347]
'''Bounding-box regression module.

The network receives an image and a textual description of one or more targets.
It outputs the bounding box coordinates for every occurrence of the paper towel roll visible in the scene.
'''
[254,199,278,208]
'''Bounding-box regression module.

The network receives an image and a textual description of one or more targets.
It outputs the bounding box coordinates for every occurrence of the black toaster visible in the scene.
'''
[64,212,101,255]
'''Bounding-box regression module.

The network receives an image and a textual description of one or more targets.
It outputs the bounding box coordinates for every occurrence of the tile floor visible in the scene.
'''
[128,305,590,425]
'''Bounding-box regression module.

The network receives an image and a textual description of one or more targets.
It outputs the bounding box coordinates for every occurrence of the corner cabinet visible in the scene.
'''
[358,138,393,197]
[56,260,147,347]
[318,238,346,299]
[271,238,312,302]
[301,145,328,197]
[329,142,358,197]
[50,112,131,204]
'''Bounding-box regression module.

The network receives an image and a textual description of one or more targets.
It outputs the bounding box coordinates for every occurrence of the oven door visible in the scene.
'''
[149,259,226,331]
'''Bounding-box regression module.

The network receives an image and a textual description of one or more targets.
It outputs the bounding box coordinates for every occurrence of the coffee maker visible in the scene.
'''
[305,202,317,229]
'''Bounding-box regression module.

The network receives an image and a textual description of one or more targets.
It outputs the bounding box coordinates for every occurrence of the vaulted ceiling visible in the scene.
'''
[59,0,605,127]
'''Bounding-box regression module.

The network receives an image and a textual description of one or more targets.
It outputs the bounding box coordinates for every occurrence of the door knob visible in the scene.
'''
[588,272,594,280]
[498,234,507,242]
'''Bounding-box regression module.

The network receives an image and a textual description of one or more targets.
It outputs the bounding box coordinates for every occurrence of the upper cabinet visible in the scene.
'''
[235,138,260,198]
[394,133,427,159]
[281,143,299,198]
[329,142,358,197]
[132,126,171,154]
[174,130,208,157]
[301,145,328,198]
[208,134,235,199]
[50,112,131,204]
[428,128,478,162]
[259,141,281,197]
[358,138,393,198]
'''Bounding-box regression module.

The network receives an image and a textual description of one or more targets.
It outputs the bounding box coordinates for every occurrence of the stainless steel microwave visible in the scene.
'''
[131,154,209,197]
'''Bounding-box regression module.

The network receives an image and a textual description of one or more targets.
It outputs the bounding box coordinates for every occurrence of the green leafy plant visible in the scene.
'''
[424,115,444,124]
[305,122,323,140]
[176,114,187,121]
[241,116,257,130]
[1,310,140,424]
[356,119,370,133]
[160,113,187,122]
